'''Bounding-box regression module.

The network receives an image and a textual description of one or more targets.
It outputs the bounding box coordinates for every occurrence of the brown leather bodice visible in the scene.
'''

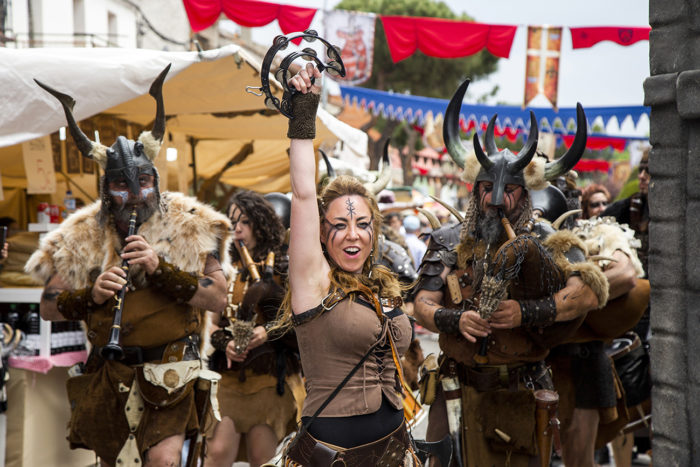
[294,296,411,418]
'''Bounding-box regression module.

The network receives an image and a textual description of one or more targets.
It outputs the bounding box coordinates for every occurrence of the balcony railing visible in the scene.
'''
[1,31,124,48]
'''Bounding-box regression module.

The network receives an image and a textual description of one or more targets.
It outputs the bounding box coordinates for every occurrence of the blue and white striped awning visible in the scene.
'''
[339,85,649,136]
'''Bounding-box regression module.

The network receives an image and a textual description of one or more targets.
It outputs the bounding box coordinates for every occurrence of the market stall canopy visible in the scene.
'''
[0,44,361,193]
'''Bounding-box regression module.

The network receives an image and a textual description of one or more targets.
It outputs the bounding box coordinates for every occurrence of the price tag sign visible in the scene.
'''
[22,136,56,194]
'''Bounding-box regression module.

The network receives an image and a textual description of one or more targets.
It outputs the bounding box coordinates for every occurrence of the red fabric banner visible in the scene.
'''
[563,134,628,151]
[182,0,317,35]
[574,159,611,173]
[462,120,521,143]
[570,26,650,49]
[380,16,517,63]
[455,123,630,151]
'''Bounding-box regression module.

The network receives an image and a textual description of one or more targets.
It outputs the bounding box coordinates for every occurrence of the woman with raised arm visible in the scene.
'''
[281,63,417,466]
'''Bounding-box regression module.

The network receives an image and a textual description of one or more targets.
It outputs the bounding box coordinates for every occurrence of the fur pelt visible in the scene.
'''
[575,217,645,278]
[401,338,425,391]
[543,230,609,308]
[25,191,233,290]
[138,131,162,162]
[461,151,482,185]
[89,143,109,170]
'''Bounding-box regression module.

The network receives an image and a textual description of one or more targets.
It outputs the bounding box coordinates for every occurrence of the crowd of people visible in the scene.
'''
[0,61,652,467]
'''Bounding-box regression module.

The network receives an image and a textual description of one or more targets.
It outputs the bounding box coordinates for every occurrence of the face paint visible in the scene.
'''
[345,198,356,219]
[109,190,129,204]
[321,195,374,274]
[140,187,155,199]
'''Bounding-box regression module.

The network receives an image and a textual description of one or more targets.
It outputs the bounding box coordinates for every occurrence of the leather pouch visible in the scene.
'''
[480,389,538,456]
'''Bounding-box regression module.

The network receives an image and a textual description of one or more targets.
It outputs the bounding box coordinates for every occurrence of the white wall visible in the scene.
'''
[8,0,137,48]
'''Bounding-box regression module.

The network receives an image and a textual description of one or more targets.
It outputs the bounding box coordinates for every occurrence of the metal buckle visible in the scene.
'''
[321,289,343,311]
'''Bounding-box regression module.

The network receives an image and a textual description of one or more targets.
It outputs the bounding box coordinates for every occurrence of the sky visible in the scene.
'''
[237,0,650,134]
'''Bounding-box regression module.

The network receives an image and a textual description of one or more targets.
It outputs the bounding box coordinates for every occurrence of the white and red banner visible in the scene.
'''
[524,26,562,109]
[323,10,376,85]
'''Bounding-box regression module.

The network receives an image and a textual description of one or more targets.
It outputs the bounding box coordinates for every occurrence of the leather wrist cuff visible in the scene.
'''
[56,287,95,321]
[211,329,234,352]
[148,260,199,303]
[263,320,275,333]
[519,296,557,327]
[433,308,463,334]
[287,92,320,139]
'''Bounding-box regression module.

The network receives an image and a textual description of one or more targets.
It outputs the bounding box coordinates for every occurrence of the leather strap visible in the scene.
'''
[309,441,338,466]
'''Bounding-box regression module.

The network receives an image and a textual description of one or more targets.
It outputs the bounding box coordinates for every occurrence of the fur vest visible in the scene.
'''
[25,191,234,290]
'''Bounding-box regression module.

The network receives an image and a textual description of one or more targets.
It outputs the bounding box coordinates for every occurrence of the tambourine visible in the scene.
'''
[246,29,346,118]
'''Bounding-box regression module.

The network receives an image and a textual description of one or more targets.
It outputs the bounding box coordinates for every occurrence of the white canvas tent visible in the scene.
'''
[0,44,366,201]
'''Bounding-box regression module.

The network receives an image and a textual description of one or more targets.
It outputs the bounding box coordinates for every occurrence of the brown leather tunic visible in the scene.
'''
[68,289,202,466]
[440,263,560,366]
[86,288,200,348]
[294,295,411,418]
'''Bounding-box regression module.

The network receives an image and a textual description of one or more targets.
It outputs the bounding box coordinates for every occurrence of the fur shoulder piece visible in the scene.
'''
[575,217,644,278]
[25,200,105,288]
[542,229,588,266]
[151,192,234,279]
[25,192,233,290]
[543,229,608,308]
[460,152,482,184]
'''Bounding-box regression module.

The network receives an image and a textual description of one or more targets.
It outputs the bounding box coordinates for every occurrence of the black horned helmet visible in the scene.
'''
[34,64,171,196]
[443,79,588,206]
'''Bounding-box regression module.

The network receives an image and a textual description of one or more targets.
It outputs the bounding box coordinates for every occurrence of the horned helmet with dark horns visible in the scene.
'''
[34,65,171,199]
[443,79,588,206]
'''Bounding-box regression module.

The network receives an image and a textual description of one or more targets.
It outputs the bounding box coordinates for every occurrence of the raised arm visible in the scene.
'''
[287,64,331,314]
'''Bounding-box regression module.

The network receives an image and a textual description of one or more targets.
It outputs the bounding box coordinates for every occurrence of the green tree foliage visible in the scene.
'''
[335,0,499,98]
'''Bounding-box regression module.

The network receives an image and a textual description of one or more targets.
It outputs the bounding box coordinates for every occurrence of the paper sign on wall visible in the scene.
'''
[22,136,57,194]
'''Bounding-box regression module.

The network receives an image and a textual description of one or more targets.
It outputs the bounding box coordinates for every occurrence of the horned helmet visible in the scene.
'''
[318,140,392,196]
[443,79,588,207]
[35,65,171,200]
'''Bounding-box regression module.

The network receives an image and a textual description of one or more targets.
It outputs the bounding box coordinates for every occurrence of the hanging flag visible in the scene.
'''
[324,10,376,85]
[570,26,650,49]
[380,16,516,63]
[182,0,317,36]
[523,26,562,109]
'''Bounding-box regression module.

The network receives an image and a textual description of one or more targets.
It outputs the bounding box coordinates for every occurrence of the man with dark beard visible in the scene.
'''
[412,80,609,467]
[25,67,233,467]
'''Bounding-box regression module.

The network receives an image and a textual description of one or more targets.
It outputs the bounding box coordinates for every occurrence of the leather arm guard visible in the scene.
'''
[210,329,234,352]
[518,296,557,327]
[287,92,320,139]
[433,308,463,334]
[56,287,96,321]
[148,259,199,303]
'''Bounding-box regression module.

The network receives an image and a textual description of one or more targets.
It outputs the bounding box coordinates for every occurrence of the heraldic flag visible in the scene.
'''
[323,10,377,85]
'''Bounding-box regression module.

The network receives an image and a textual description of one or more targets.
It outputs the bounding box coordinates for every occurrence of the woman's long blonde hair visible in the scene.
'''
[276,176,401,330]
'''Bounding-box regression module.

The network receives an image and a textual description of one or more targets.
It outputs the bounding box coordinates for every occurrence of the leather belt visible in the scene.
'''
[287,421,409,467]
[95,334,200,366]
[455,360,548,392]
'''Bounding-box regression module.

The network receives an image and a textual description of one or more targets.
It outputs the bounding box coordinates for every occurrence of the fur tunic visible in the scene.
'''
[25,191,234,287]
[23,191,234,465]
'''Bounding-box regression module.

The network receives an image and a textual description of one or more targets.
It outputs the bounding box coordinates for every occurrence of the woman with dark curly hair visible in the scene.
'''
[205,190,303,467]
[277,63,417,466]
[581,183,611,219]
